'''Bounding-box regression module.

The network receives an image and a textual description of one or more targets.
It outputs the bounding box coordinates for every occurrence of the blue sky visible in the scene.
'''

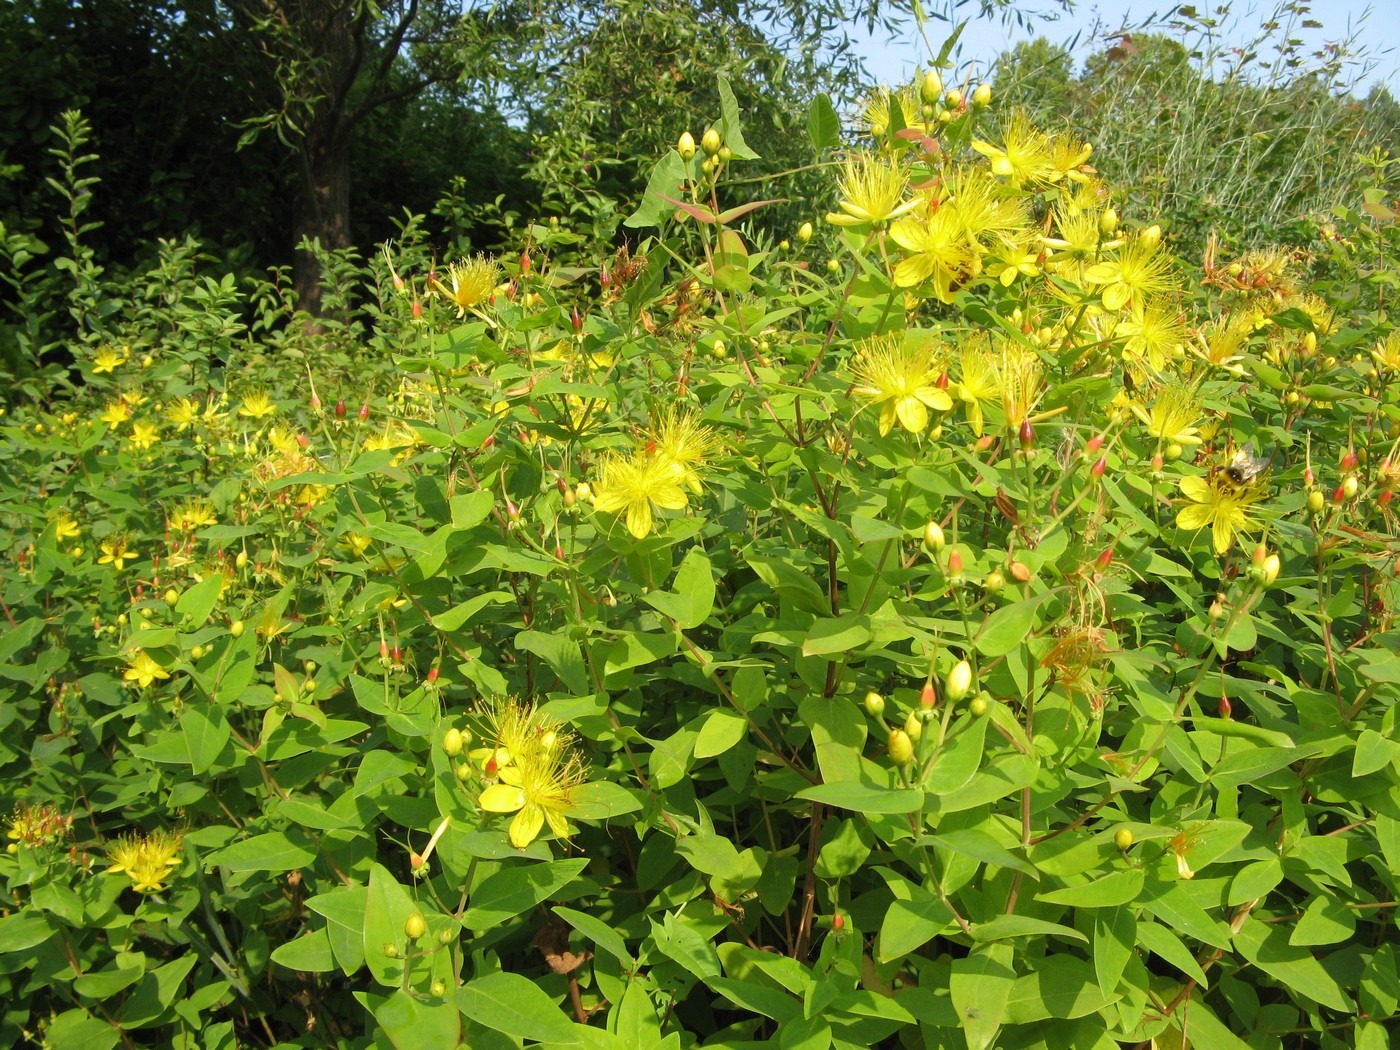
[849,1,1398,97]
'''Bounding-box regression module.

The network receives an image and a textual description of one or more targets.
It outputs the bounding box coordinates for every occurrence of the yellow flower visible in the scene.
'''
[850,334,952,436]
[888,207,978,302]
[98,536,137,571]
[647,408,718,495]
[984,241,1042,287]
[475,703,587,849]
[1118,297,1187,372]
[105,829,183,893]
[166,398,199,431]
[238,392,277,419]
[1049,132,1094,182]
[124,650,170,689]
[1132,383,1202,445]
[861,83,924,140]
[1176,474,1267,554]
[593,451,689,539]
[92,346,127,374]
[170,500,217,531]
[993,345,1045,431]
[954,347,1000,436]
[100,400,131,427]
[825,152,919,228]
[1373,331,1400,372]
[1084,234,1177,312]
[128,422,159,450]
[6,802,69,848]
[52,512,81,542]
[972,111,1058,185]
[341,532,373,557]
[435,256,502,316]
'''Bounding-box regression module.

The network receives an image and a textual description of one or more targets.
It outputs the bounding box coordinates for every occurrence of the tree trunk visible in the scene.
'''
[292,116,352,319]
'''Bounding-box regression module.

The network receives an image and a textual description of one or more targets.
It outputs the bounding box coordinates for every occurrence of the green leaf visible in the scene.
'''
[807,93,841,151]
[457,972,579,1044]
[949,943,1015,1050]
[923,716,988,795]
[175,574,223,627]
[716,76,759,160]
[924,827,1036,875]
[42,1010,120,1050]
[694,709,747,759]
[462,859,588,932]
[975,594,1051,657]
[641,547,714,629]
[432,590,513,632]
[1290,894,1356,946]
[1234,917,1353,1011]
[553,905,635,968]
[1038,868,1144,908]
[206,830,317,872]
[1135,921,1209,986]
[802,613,872,656]
[877,894,954,962]
[517,629,589,694]
[1004,954,1114,1023]
[972,915,1086,944]
[1138,878,1231,950]
[270,927,337,972]
[180,701,230,774]
[796,781,924,814]
[623,151,689,229]
[1094,906,1134,999]
[374,989,462,1049]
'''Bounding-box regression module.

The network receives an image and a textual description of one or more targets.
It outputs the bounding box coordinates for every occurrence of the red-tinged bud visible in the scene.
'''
[335,400,347,418]
[948,548,963,573]
[1096,547,1113,570]
[936,371,950,390]
[1341,449,1358,470]
[1151,453,1164,472]
[1303,466,1315,486]
[380,640,390,658]
[412,298,423,320]
[427,665,440,683]
[409,852,426,871]
[520,250,532,276]
[310,393,322,411]
[1382,490,1395,507]
[484,754,498,777]
[1218,695,1232,719]
[506,499,520,521]
[391,646,402,663]
[358,403,370,422]
[571,307,583,332]
[1091,455,1107,478]
[600,267,611,288]
[556,475,568,494]
[833,913,845,931]
[1019,418,1034,449]
[555,544,565,559]
[920,681,938,708]
[975,434,995,453]
[1086,433,1104,454]
[1333,484,1347,504]
[297,434,310,449]
[1251,544,1267,568]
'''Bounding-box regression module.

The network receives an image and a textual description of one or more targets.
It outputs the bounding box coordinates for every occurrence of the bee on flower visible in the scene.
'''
[98,535,138,571]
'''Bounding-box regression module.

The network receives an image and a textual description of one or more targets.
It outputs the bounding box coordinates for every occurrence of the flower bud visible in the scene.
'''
[920,70,943,104]
[983,569,1005,594]
[969,694,988,717]
[1100,208,1119,236]
[1263,554,1280,585]
[430,980,447,997]
[701,128,722,156]
[863,690,885,716]
[1343,475,1359,499]
[1218,695,1233,719]
[1341,449,1358,470]
[923,521,946,552]
[903,710,923,741]
[832,912,845,931]
[1140,225,1162,250]
[405,912,427,941]
[797,221,814,243]
[1091,455,1107,478]
[334,400,347,419]
[945,89,963,108]
[919,680,938,708]
[1114,827,1134,850]
[1308,489,1325,513]
[230,620,245,638]
[678,131,697,158]
[443,728,464,757]
[164,588,178,605]
[944,659,974,703]
[972,83,992,107]
[1096,547,1113,571]
[888,728,914,765]
[1086,433,1105,455]
[1018,418,1034,450]
[827,258,841,275]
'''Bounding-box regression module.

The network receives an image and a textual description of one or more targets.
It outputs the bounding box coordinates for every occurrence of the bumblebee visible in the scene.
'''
[1215,444,1272,492]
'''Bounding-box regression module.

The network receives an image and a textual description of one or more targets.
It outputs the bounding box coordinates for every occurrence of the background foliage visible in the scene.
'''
[4,3,1400,1049]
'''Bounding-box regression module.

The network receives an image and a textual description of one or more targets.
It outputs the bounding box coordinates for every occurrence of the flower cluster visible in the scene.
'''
[473,702,588,849]
[592,408,718,538]
[105,828,184,893]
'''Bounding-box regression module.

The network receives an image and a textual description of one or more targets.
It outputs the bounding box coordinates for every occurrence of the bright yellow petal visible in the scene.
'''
[1212,516,1233,554]
[509,804,545,848]
[893,255,935,288]
[625,499,653,539]
[894,396,929,434]
[1177,505,1213,531]
[478,784,526,814]
[1179,476,1212,501]
[877,402,897,436]
[1102,283,1131,312]
[543,806,570,840]
[916,388,953,412]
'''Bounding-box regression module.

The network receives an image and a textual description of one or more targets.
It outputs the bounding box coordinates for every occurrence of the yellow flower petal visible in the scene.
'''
[478,784,526,814]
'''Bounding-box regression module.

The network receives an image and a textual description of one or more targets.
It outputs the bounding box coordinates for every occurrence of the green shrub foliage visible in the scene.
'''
[3,71,1400,1050]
